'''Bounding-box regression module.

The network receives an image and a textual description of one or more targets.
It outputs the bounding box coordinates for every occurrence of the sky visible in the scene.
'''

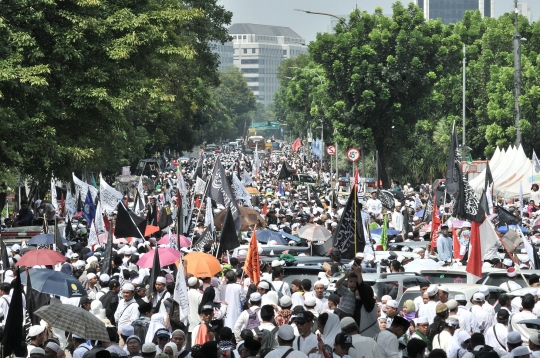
[217,0,539,43]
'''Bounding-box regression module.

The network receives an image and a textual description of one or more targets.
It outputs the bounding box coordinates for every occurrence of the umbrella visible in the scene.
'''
[214,207,267,231]
[497,225,529,234]
[15,249,66,267]
[415,209,424,218]
[299,225,332,242]
[296,224,315,236]
[27,234,69,246]
[403,259,440,271]
[20,268,87,298]
[183,252,222,277]
[157,234,191,247]
[255,230,288,245]
[279,231,301,243]
[136,248,181,268]
[98,233,127,244]
[145,225,160,237]
[451,220,466,228]
[246,187,259,194]
[420,224,432,232]
[370,228,400,236]
[35,303,109,341]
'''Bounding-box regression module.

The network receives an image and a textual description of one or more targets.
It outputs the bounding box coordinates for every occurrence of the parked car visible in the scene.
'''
[482,270,532,289]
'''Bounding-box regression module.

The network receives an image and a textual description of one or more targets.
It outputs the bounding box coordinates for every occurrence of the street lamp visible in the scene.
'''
[513,0,524,146]
[294,9,349,29]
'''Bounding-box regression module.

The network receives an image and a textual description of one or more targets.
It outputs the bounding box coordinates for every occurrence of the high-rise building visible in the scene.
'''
[214,23,308,105]
[516,2,533,22]
[415,0,494,24]
[212,42,234,72]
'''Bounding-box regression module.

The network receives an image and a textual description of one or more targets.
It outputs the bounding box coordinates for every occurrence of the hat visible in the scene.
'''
[436,303,448,314]
[503,258,513,267]
[156,277,166,285]
[200,304,213,312]
[142,343,157,353]
[507,267,517,277]
[340,317,357,329]
[446,299,458,310]
[271,260,282,268]
[304,296,316,307]
[455,294,467,301]
[507,331,523,344]
[530,332,540,346]
[243,338,262,352]
[334,333,353,347]
[122,283,135,291]
[415,317,429,324]
[188,277,198,287]
[156,328,170,338]
[258,281,269,290]
[458,330,471,344]
[279,295,292,307]
[250,292,262,302]
[446,316,460,327]
[87,273,97,280]
[80,297,93,305]
[277,324,295,340]
[28,324,45,338]
[438,286,449,293]
[381,295,392,302]
[100,274,110,283]
[478,285,490,296]
[472,292,485,302]
[441,223,449,228]
[126,335,142,345]
[121,325,134,336]
[512,346,530,357]
[386,300,398,309]
[45,342,60,353]
[426,285,438,297]
[30,348,45,357]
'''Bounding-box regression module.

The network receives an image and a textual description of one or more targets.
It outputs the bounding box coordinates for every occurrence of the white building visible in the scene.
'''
[516,2,533,22]
[212,42,234,72]
[223,23,308,105]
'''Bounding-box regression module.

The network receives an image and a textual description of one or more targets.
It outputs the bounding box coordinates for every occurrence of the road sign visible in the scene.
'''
[347,148,361,162]
[326,145,336,156]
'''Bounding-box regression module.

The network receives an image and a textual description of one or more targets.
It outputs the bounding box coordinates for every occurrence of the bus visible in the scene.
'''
[247,136,264,151]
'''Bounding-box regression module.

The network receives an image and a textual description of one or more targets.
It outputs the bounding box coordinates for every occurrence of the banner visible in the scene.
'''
[242,169,253,186]
[173,254,189,325]
[204,198,214,232]
[88,221,99,246]
[232,173,252,207]
[244,231,260,285]
[207,158,241,230]
[331,187,365,259]
[99,174,123,212]
[422,194,433,222]
[192,227,213,252]
[446,121,461,197]
[95,202,106,234]
[377,190,395,211]
[65,189,76,218]
[73,173,98,204]
[194,177,206,195]
[534,150,540,174]
[137,176,145,199]
[51,177,58,210]
[82,188,96,224]
[177,169,188,197]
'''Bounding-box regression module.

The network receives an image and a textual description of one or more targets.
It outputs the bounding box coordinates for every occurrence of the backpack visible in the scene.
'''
[245,307,261,330]
[471,345,499,358]
[273,282,285,299]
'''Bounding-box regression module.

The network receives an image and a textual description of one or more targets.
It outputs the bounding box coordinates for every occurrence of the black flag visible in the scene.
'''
[147,247,161,297]
[207,157,241,230]
[485,163,494,193]
[313,188,324,208]
[215,207,240,258]
[461,175,485,223]
[497,206,521,226]
[331,187,365,259]
[158,205,173,229]
[446,121,461,197]
[278,161,294,180]
[422,194,433,222]
[402,207,412,235]
[377,190,395,211]
[101,227,114,276]
[54,219,66,253]
[65,218,76,242]
[1,239,10,274]
[115,201,147,238]
[0,192,6,217]
[2,267,24,356]
[177,195,184,248]
[25,268,39,325]
[192,227,214,252]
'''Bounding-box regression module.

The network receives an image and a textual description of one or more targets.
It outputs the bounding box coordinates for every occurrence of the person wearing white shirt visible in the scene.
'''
[271,267,291,298]
[312,282,329,315]
[366,193,382,217]
[499,267,523,291]
[373,316,410,358]
[340,317,385,358]
[455,294,477,333]
[233,292,263,342]
[478,286,496,329]
[0,283,11,326]
[433,317,459,351]
[485,309,509,351]
[187,277,203,338]
[417,285,438,324]
[114,284,140,334]
[469,292,491,333]
[290,311,318,356]
[509,292,537,347]
[254,304,278,336]
[413,283,430,312]
[265,324,308,358]
[391,204,403,232]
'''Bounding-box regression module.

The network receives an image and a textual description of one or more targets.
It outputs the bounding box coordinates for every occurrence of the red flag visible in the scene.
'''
[452,226,461,259]
[430,195,440,255]
[262,201,268,215]
[353,168,360,190]
[104,215,111,233]
[292,138,302,152]
[195,196,200,208]
[466,221,482,278]
[244,231,260,285]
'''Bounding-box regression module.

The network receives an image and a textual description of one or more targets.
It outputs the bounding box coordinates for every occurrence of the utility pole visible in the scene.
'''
[514,0,523,146]
[462,44,466,162]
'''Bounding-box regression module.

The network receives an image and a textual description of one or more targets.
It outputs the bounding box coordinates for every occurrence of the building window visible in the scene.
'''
[233,36,237,39]
[243,35,246,39]
[283,50,287,55]
[252,48,256,54]
[243,48,247,54]
[241,59,262,64]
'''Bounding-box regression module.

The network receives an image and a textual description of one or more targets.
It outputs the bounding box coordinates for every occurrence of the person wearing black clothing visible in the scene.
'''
[351,265,380,338]
[146,198,157,225]
[13,201,34,226]
[100,280,120,326]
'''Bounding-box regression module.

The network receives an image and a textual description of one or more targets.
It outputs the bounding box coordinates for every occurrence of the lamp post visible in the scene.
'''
[513,0,524,146]
[294,9,349,29]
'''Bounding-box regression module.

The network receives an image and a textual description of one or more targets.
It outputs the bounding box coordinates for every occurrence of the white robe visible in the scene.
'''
[220,282,245,328]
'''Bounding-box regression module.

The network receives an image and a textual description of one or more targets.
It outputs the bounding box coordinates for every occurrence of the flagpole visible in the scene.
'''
[353,185,357,255]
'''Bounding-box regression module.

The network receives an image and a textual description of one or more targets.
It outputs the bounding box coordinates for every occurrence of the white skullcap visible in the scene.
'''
[415,317,429,324]
[100,274,110,283]
[45,342,60,353]
[122,283,135,291]
[426,285,439,297]
[86,273,97,280]
[156,277,167,284]
[386,300,398,309]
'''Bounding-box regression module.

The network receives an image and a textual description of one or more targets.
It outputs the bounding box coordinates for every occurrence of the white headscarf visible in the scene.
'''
[145,313,165,343]
[262,291,279,307]
[321,313,341,345]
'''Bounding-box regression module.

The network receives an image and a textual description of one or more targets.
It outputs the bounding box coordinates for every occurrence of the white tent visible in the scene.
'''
[469,146,503,190]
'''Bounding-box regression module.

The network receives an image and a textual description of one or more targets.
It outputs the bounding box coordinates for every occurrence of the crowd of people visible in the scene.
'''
[1,140,540,358]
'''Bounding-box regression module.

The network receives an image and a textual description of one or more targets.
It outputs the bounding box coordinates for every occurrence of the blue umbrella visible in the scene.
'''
[255,230,288,245]
[27,234,69,246]
[370,227,401,236]
[415,210,424,218]
[279,231,301,243]
[20,268,87,298]
[497,225,529,234]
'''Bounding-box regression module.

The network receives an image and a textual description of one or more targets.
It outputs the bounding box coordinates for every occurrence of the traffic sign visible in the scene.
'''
[326,145,336,156]
[347,148,360,162]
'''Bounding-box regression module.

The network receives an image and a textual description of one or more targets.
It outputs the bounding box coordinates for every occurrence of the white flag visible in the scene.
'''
[88,221,99,247]
[73,173,98,204]
[204,197,214,232]
[173,255,189,325]
[95,202,106,234]
[253,144,260,175]
[242,168,253,186]
[232,173,252,207]
[534,150,540,174]
[51,176,58,210]
[194,177,206,195]
[65,189,76,218]
[168,227,177,250]
[177,169,188,197]
[137,176,145,198]
[487,185,493,215]
[99,174,123,212]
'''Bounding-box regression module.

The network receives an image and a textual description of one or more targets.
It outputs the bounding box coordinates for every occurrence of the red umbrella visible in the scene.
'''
[97,233,128,244]
[157,234,191,247]
[15,249,66,267]
[136,248,181,268]
[145,225,160,237]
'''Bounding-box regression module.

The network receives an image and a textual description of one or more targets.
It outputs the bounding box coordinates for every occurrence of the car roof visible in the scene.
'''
[404,283,503,293]
[506,287,539,296]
